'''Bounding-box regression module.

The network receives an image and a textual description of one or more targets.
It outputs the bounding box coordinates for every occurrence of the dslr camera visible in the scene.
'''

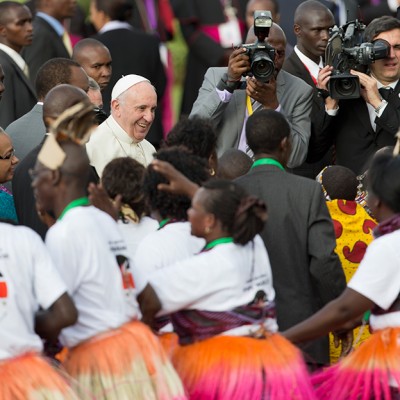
[242,10,275,83]
[325,20,390,99]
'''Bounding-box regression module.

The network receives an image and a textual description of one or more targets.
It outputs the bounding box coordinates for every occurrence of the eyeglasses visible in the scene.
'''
[0,149,15,160]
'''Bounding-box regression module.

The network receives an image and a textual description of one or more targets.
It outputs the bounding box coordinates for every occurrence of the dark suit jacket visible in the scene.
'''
[12,140,48,239]
[0,50,37,128]
[93,28,166,147]
[236,165,346,365]
[22,15,70,85]
[171,0,248,116]
[309,80,400,175]
[283,51,333,178]
[6,103,45,161]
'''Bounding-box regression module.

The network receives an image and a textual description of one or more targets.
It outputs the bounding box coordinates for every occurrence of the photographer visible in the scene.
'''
[311,16,400,175]
[189,21,313,169]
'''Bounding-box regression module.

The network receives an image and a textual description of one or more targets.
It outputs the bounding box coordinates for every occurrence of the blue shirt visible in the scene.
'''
[0,187,18,223]
[36,11,64,37]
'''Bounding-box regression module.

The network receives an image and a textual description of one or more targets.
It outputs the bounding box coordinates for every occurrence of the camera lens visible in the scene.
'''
[251,51,275,82]
[329,73,360,99]
[335,78,357,97]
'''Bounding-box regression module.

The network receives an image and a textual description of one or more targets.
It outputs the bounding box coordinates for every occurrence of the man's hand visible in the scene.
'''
[151,160,200,198]
[227,47,250,82]
[317,65,334,91]
[317,65,339,110]
[333,329,354,358]
[246,76,279,109]
[350,69,382,108]
[88,182,121,221]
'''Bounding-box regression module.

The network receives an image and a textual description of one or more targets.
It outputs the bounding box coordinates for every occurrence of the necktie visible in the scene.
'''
[62,30,73,56]
[22,63,29,78]
[379,87,393,101]
[144,0,157,31]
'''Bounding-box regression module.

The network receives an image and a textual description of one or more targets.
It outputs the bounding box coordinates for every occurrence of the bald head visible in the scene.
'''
[246,22,286,45]
[72,39,112,91]
[217,149,252,180]
[0,1,26,25]
[33,139,91,216]
[73,38,107,56]
[294,0,332,25]
[43,84,90,128]
[59,140,91,181]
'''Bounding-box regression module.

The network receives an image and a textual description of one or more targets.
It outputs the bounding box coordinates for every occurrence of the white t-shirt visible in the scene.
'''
[348,230,400,330]
[133,221,205,293]
[148,235,276,329]
[45,206,139,348]
[0,223,67,360]
[118,216,158,261]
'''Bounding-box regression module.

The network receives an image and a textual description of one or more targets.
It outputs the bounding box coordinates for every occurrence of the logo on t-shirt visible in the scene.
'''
[116,255,135,290]
[0,271,8,321]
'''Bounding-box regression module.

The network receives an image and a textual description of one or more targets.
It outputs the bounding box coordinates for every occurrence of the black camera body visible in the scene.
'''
[242,10,275,83]
[326,20,390,99]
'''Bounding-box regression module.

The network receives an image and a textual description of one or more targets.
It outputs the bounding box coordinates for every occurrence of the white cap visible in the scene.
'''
[111,74,150,100]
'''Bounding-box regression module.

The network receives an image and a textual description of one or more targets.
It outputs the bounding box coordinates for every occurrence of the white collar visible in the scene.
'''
[294,45,323,83]
[0,43,27,73]
[106,115,140,145]
[99,21,132,34]
[374,77,398,90]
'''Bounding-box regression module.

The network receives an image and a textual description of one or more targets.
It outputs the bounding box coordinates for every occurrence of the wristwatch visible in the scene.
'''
[374,99,388,114]
[217,73,241,93]
[317,88,330,99]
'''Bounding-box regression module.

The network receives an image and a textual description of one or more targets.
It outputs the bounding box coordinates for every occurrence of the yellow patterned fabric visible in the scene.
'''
[326,200,377,364]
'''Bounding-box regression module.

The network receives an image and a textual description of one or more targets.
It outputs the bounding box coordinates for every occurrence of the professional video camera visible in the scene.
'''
[325,20,390,99]
[242,10,275,83]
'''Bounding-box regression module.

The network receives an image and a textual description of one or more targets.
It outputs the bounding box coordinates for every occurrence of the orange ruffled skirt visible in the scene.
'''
[0,352,78,400]
[64,320,187,399]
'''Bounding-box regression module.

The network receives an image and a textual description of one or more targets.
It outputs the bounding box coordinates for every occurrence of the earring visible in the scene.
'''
[209,168,216,176]
[205,226,211,234]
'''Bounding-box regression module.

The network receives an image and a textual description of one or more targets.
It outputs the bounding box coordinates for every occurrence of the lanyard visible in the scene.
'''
[251,158,285,171]
[158,218,170,229]
[58,197,89,220]
[203,237,234,251]
[302,63,318,86]
[246,95,254,116]
[158,218,184,230]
